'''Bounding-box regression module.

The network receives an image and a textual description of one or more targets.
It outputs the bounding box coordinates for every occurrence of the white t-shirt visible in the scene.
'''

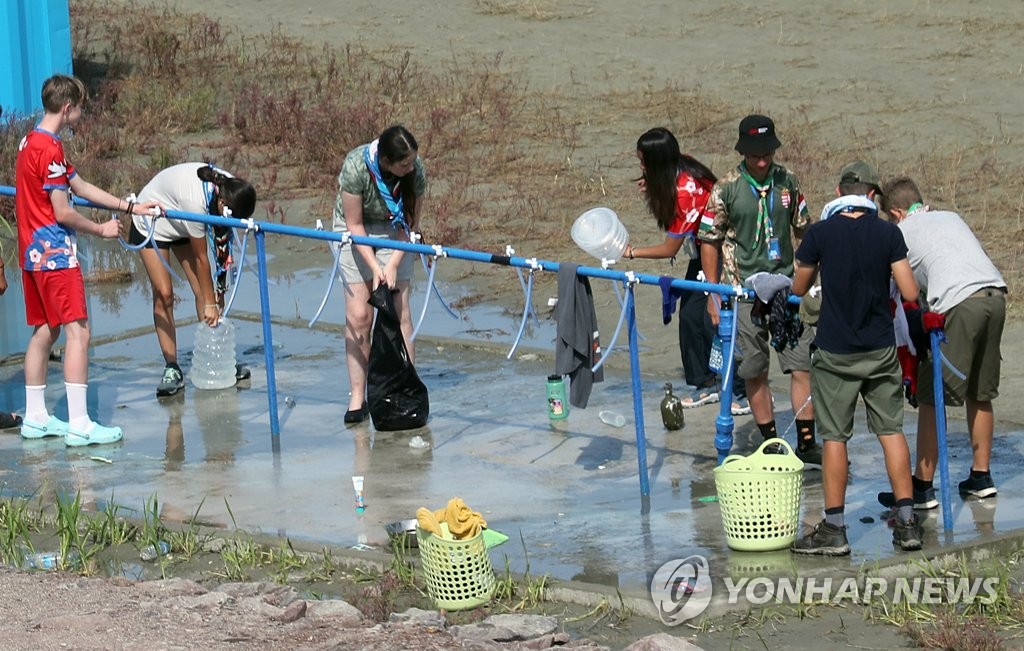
[133,163,232,242]
[898,208,1005,313]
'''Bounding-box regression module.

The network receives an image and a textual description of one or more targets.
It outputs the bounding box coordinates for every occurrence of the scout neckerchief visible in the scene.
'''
[906,202,929,217]
[363,139,409,233]
[738,163,775,251]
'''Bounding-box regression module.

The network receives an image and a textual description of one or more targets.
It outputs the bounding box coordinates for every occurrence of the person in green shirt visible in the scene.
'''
[332,125,427,424]
[698,115,821,467]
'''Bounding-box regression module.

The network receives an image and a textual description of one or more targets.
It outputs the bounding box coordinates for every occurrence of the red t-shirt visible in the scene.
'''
[15,128,79,271]
[667,170,713,239]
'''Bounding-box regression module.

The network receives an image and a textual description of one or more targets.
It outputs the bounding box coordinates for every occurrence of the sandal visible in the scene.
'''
[680,386,720,409]
[731,397,752,416]
[0,411,24,429]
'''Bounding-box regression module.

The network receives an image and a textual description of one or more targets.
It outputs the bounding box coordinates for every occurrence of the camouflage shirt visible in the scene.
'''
[332,144,427,231]
[698,162,810,286]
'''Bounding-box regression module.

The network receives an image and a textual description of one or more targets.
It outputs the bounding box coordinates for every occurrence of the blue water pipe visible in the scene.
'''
[0,185,753,496]
[254,227,281,435]
[714,298,738,464]
[931,329,953,531]
[625,280,650,497]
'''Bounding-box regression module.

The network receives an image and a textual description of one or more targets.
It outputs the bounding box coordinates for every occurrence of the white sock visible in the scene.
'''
[65,382,93,433]
[25,385,49,424]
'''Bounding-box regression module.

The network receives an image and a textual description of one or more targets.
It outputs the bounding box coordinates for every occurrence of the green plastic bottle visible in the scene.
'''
[660,382,685,430]
[547,374,569,420]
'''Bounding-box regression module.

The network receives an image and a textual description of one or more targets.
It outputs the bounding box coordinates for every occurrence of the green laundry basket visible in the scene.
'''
[713,439,804,551]
[416,523,495,610]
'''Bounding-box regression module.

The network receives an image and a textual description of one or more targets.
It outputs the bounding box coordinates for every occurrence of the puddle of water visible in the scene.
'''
[2,237,1024,604]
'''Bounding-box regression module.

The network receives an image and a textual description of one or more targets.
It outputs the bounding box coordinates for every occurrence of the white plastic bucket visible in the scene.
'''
[571,207,630,262]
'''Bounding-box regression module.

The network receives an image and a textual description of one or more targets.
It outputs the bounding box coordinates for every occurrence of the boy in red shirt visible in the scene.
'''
[15,75,160,446]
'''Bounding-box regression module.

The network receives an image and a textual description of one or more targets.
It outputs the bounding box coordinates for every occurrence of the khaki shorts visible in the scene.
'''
[810,346,905,442]
[734,300,814,379]
[917,289,1005,406]
[336,223,415,284]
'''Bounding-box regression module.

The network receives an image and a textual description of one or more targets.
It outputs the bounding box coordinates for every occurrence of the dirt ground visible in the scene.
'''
[3,1,1023,649]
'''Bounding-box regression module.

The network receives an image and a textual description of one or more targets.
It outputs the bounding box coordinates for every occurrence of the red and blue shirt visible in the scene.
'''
[15,128,79,271]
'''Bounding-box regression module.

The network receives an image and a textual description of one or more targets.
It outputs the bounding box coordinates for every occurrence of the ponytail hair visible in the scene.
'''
[197,165,257,219]
[377,125,419,220]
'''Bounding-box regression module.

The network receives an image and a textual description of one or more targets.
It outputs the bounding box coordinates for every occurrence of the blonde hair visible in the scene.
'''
[41,75,86,114]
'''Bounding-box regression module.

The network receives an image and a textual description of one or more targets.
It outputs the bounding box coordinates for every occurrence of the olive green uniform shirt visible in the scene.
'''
[698,162,810,286]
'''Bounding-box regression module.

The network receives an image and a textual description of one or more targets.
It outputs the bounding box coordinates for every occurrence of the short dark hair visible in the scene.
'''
[838,181,877,197]
[879,176,923,214]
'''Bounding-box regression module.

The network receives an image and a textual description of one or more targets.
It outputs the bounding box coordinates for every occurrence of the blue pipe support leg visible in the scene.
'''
[931,330,953,531]
[626,283,650,498]
[255,230,281,436]
[714,298,737,464]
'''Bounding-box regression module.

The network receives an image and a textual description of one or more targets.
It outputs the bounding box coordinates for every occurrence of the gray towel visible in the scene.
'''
[554,263,604,408]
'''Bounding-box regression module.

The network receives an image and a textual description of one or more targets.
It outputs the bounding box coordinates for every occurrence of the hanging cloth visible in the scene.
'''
[364,139,408,233]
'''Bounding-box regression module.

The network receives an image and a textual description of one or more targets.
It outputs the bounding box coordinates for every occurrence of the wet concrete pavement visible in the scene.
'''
[2,290,1022,612]
[0,236,1021,621]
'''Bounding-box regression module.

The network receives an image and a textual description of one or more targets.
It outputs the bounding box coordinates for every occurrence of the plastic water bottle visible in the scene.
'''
[23,551,61,570]
[23,549,80,570]
[599,410,626,427]
[660,382,685,431]
[191,319,237,390]
[140,540,171,561]
[547,374,569,420]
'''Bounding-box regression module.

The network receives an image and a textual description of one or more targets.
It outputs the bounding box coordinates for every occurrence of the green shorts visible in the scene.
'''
[917,288,1005,406]
[810,346,904,442]
[734,301,814,379]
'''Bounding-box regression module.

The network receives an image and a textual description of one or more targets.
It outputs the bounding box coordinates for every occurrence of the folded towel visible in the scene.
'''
[416,497,488,540]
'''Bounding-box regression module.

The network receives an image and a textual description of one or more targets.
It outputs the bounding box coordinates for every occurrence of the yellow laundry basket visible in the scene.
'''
[713,439,804,551]
[416,523,496,610]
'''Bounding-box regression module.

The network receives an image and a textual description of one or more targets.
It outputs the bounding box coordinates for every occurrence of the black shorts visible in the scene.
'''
[128,221,188,250]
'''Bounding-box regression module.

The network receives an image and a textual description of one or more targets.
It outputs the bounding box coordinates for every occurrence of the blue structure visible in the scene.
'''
[0,184,752,502]
[0,0,73,118]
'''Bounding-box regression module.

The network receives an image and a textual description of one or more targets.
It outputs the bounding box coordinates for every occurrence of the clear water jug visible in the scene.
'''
[571,207,630,262]
[191,319,237,390]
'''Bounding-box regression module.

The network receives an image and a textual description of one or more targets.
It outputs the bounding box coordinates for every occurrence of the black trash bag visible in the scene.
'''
[366,284,429,431]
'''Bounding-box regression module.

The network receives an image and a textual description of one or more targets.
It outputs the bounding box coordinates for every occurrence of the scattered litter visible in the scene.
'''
[860,516,875,524]
[90,456,113,464]
[284,396,296,408]
[597,465,606,470]
[697,495,718,503]
[349,543,375,551]
[599,410,626,427]
[409,435,430,449]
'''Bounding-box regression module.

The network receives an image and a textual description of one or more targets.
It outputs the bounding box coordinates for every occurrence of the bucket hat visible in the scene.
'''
[735,115,781,156]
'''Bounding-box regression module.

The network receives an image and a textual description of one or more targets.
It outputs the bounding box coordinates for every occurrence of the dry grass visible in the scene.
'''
[1,0,1022,314]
